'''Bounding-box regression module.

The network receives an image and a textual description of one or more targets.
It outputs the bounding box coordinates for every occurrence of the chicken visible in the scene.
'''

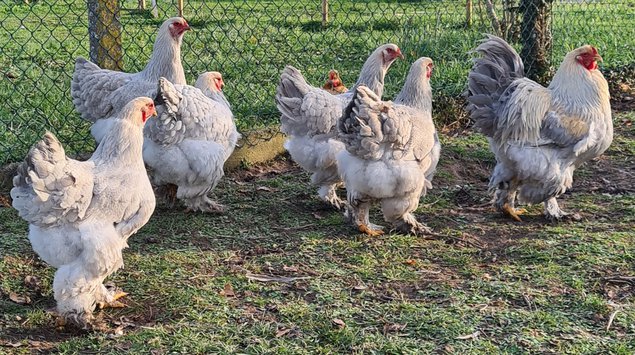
[466,35,612,221]
[71,17,190,124]
[322,69,347,94]
[142,75,239,212]
[10,97,157,329]
[337,57,437,236]
[195,71,231,109]
[276,43,403,209]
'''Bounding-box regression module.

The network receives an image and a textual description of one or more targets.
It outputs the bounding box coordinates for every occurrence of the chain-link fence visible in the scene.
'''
[1,0,633,165]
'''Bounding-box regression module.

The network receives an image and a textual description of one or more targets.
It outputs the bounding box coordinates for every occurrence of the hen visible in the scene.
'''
[11,97,157,329]
[143,75,239,212]
[322,69,347,95]
[466,35,612,221]
[337,57,437,236]
[71,17,190,123]
[276,44,403,209]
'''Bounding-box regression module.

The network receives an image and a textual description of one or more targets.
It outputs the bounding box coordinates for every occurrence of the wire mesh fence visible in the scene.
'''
[0,0,633,165]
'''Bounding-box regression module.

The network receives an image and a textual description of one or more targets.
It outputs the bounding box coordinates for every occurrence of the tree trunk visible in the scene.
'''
[520,0,552,82]
[87,0,123,71]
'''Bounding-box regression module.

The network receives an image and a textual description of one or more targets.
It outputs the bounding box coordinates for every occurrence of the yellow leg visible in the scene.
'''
[97,291,128,309]
[358,224,384,237]
[502,203,526,222]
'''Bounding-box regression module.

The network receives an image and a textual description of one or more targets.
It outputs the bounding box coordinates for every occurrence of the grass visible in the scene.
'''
[1,0,635,164]
[0,111,633,353]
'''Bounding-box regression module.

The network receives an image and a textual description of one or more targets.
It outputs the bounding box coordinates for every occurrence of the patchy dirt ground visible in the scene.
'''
[0,113,633,353]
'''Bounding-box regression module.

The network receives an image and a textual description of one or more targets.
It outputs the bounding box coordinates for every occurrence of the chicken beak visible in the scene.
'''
[397,51,405,60]
[594,54,603,62]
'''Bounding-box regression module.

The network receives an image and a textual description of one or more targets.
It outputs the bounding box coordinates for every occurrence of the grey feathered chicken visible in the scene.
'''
[71,17,190,125]
[337,58,437,236]
[276,44,404,209]
[466,35,612,221]
[143,76,239,212]
[11,97,157,329]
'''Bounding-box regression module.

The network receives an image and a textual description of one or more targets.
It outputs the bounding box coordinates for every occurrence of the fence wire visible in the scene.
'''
[0,0,633,165]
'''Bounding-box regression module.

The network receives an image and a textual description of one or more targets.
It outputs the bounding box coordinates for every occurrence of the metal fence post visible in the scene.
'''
[520,0,552,81]
[87,0,123,71]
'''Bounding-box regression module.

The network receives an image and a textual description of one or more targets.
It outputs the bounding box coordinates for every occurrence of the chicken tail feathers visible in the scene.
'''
[11,132,93,227]
[466,34,525,137]
[145,77,186,146]
[338,86,386,160]
[276,66,313,135]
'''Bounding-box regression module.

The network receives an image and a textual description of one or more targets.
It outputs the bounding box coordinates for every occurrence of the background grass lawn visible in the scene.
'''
[1,0,634,163]
[0,112,633,354]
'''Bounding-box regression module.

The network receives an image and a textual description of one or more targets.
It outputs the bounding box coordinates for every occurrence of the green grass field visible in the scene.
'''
[1,112,633,354]
[1,0,634,164]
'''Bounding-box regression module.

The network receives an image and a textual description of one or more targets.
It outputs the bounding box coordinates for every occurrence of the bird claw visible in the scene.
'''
[358,223,384,237]
[97,291,128,309]
[545,210,581,222]
[502,203,526,222]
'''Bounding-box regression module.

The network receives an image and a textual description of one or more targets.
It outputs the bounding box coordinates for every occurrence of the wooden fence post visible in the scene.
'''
[519,0,552,81]
[138,0,146,10]
[466,0,472,27]
[178,0,184,17]
[322,0,328,26]
[87,0,123,71]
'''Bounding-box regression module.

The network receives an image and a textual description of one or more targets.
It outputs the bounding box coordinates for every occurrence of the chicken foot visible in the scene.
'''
[392,213,432,236]
[318,184,345,210]
[184,195,225,213]
[96,284,128,309]
[346,195,384,236]
[544,197,580,221]
[494,180,526,221]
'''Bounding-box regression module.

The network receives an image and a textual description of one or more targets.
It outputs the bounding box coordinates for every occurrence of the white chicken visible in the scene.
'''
[142,76,239,212]
[337,58,437,236]
[11,97,157,329]
[71,17,190,124]
[466,35,612,221]
[276,44,404,209]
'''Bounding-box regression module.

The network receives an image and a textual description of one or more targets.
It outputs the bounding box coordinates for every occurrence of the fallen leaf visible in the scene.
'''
[353,285,367,291]
[282,265,299,272]
[246,273,311,283]
[456,330,480,340]
[404,259,416,266]
[383,323,407,333]
[3,341,23,348]
[332,318,346,329]
[312,212,323,220]
[257,186,276,192]
[220,283,236,297]
[24,275,41,289]
[275,327,292,338]
[9,292,31,305]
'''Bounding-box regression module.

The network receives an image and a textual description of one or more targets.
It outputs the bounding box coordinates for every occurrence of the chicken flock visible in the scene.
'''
[10,17,612,329]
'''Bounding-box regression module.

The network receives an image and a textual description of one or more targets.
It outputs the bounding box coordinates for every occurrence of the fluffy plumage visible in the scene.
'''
[466,35,612,221]
[276,44,403,209]
[337,57,437,236]
[71,17,190,123]
[143,75,239,212]
[11,97,157,329]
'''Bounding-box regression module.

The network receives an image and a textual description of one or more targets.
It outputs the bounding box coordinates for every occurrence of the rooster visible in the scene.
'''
[71,17,190,124]
[337,58,437,236]
[466,35,612,221]
[276,44,404,209]
[322,69,347,95]
[11,98,157,329]
[143,75,239,212]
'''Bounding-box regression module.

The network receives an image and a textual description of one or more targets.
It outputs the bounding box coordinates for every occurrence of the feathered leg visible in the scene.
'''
[54,227,126,330]
[494,179,526,221]
[347,191,383,236]
[317,183,345,210]
[381,195,431,236]
[184,194,225,213]
[543,197,580,221]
